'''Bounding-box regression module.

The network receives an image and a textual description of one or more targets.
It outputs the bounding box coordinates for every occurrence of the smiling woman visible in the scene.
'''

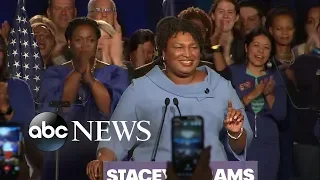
[156,18,204,80]
[230,28,287,180]
[30,15,58,68]
[38,17,129,180]
[86,17,252,180]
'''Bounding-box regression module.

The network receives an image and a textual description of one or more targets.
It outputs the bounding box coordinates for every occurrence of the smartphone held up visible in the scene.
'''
[0,123,22,180]
[172,116,205,177]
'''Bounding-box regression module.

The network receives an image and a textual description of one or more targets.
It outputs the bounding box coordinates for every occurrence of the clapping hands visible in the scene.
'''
[263,76,275,96]
[307,23,320,49]
[0,21,10,44]
[73,50,95,74]
[253,76,275,97]
[210,20,223,45]
[51,34,68,62]
[98,16,123,66]
[109,16,123,66]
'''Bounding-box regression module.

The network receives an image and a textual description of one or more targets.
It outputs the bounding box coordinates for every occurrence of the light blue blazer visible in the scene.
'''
[98,65,253,162]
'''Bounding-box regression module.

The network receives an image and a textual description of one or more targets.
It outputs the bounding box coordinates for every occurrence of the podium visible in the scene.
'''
[102,161,258,180]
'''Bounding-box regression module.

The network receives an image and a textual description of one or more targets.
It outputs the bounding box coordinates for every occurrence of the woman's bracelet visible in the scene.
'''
[227,128,244,140]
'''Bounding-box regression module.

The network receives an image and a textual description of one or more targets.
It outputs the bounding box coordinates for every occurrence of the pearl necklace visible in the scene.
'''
[277,51,295,65]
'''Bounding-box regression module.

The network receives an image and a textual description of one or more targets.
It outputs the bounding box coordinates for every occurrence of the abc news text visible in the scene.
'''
[29,120,151,141]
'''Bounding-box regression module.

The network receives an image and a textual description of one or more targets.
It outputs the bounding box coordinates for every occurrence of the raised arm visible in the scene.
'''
[223,82,253,161]
[61,51,95,106]
[264,75,287,121]
[210,29,228,72]
[241,80,266,106]
[85,66,129,116]
[61,70,82,104]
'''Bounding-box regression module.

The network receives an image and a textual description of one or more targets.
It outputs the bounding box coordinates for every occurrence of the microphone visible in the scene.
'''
[173,98,182,117]
[49,101,71,108]
[150,98,170,161]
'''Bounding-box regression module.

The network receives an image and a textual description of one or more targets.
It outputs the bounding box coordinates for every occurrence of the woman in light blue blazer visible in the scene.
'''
[86,17,253,179]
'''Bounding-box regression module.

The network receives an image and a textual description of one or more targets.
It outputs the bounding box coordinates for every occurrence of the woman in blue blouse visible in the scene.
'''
[39,17,129,180]
[230,28,287,180]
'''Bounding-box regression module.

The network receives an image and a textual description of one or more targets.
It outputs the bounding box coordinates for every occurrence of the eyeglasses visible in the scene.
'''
[89,8,116,13]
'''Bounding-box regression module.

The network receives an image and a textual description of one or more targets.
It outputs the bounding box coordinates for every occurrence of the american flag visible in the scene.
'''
[7,0,43,100]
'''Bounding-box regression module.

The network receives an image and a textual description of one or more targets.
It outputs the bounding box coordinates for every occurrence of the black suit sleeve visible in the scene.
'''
[216,66,232,81]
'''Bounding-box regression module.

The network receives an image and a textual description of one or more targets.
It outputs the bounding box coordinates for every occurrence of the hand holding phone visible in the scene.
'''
[167,146,212,180]
[0,123,22,179]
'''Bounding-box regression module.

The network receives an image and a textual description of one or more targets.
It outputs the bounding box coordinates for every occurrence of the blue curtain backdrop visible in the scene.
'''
[1,0,319,39]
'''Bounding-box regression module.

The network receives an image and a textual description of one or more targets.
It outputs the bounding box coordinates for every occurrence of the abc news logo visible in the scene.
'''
[28,112,151,152]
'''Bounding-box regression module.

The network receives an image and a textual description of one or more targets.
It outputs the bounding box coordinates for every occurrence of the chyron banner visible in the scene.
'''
[103,161,258,180]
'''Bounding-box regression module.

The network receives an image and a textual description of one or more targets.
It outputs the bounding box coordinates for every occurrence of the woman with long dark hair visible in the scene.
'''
[293,4,320,56]
[230,28,287,180]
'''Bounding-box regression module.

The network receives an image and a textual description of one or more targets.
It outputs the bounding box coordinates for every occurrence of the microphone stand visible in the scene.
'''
[273,57,320,141]
[150,98,170,161]
[272,57,309,110]
[49,101,70,180]
[55,150,59,180]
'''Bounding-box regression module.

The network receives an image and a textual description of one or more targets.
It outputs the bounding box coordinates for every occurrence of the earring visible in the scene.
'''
[266,60,272,68]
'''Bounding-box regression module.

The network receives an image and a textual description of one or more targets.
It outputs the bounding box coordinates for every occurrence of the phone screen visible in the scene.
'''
[0,124,22,178]
[172,116,204,177]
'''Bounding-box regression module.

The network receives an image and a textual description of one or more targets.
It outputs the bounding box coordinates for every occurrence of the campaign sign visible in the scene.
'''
[103,161,258,180]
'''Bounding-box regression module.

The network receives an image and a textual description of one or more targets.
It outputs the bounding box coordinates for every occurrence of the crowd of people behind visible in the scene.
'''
[0,0,319,180]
